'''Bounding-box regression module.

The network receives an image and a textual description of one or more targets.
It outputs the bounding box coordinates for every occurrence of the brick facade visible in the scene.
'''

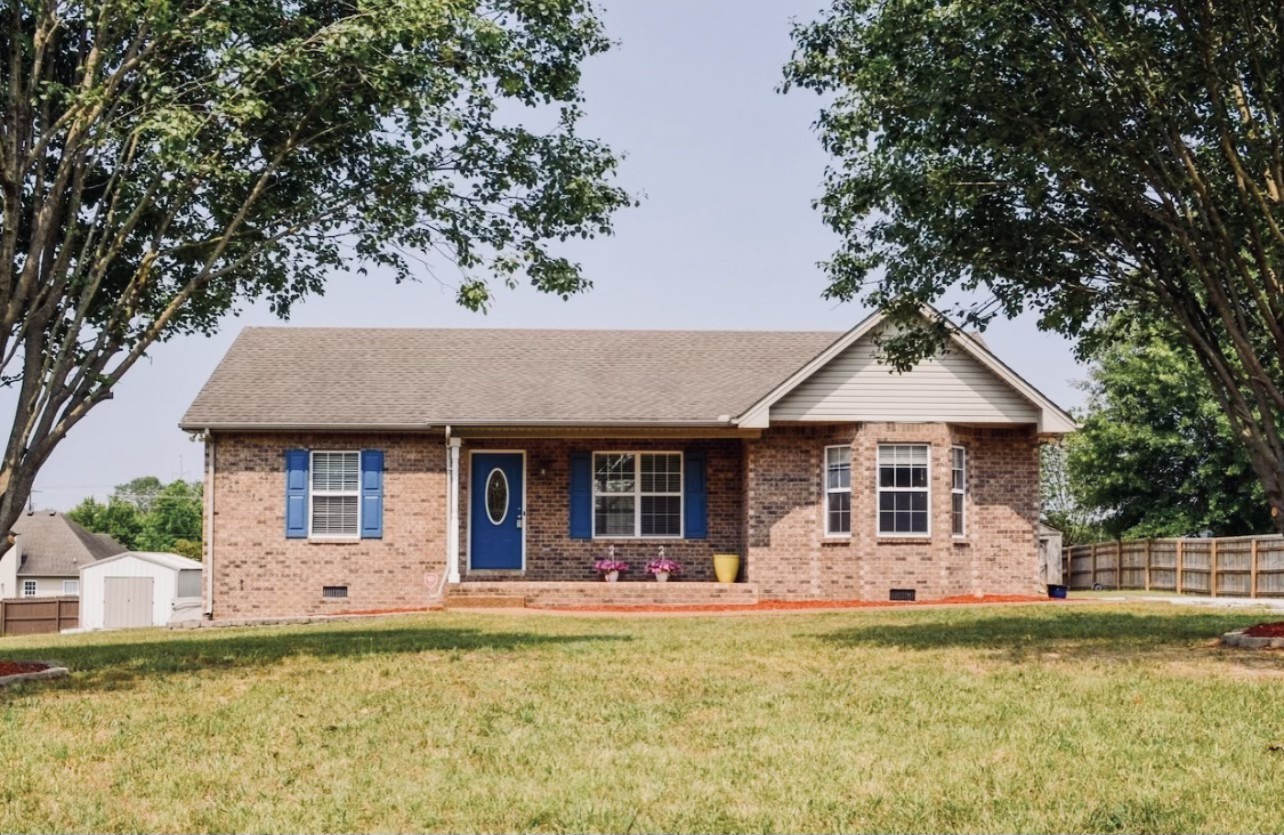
[207,432,447,620]
[206,425,1041,620]
[458,438,743,583]
[745,423,1041,601]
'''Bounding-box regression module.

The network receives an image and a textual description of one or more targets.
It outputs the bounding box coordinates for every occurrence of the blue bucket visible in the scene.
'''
[1047,584,1068,599]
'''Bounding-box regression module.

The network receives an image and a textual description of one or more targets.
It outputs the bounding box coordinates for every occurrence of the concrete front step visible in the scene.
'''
[446,581,759,609]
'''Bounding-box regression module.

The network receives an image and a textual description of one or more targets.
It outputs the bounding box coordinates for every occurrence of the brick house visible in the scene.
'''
[181,309,1074,619]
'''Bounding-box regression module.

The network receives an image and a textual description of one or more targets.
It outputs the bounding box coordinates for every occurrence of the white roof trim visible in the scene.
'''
[80,551,202,574]
[735,306,1077,434]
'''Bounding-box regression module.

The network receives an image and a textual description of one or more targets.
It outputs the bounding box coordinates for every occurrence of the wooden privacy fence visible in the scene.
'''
[1063,535,1284,597]
[0,596,79,636]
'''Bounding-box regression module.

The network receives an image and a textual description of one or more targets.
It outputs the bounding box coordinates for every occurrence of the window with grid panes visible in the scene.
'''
[878,444,930,535]
[593,452,682,537]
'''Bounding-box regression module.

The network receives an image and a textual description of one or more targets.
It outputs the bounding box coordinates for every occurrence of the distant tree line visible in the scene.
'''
[68,477,202,560]
[1043,312,1273,545]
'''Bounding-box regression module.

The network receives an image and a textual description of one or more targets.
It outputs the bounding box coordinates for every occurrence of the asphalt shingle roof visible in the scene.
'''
[13,511,126,577]
[180,327,843,429]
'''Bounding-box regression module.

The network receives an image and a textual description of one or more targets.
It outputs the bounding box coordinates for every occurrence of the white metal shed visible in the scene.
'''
[79,552,202,630]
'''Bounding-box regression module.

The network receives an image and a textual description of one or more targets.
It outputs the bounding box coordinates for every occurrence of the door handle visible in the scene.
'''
[516,508,525,528]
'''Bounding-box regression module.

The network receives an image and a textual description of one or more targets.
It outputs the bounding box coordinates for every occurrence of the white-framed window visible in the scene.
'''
[824,445,852,536]
[951,446,967,537]
[877,444,930,536]
[593,452,682,538]
[22,580,37,597]
[63,580,79,595]
[310,451,360,538]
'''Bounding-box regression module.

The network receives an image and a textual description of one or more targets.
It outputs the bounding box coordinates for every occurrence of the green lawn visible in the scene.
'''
[2,603,1283,833]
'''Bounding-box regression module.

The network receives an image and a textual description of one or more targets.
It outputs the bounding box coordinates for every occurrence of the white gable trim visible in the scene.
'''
[735,306,1076,434]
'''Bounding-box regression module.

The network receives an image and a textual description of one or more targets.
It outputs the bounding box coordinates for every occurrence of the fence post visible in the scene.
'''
[54,599,62,633]
[1116,540,1124,588]
[1177,539,1185,594]
[1210,539,1219,597]
[1092,543,1099,588]
[1144,539,1152,591]
[1251,537,1260,599]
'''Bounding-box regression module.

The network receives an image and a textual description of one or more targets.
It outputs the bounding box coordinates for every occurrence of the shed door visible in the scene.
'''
[103,577,154,628]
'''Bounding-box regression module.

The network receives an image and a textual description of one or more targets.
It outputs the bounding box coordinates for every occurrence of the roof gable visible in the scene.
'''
[737,308,1076,434]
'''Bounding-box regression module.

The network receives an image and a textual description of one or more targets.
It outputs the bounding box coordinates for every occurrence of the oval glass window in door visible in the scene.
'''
[485,468,509,525]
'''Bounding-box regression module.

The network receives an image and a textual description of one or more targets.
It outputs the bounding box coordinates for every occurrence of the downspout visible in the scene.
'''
[203,429,215,618]
[445,426,462,584]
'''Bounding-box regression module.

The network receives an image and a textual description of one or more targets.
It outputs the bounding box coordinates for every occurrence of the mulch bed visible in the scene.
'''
[331,606,438,617]
[533,593,1050,614]
[0,661,49,677]
[1243,622,1284,638]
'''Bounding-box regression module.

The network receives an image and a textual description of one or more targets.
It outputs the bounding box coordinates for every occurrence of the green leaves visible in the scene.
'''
[786,0,1284,529]
[1066,312,1273,539]
[68,477,203,552]
[0,0,630,540]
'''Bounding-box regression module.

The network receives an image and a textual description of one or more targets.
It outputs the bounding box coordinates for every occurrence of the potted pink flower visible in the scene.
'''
[645,558,682,583]
[594,559,629,582]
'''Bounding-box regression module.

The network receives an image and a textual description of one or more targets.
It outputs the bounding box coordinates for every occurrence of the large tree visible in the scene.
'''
[0,0,629,548]
[785,1,1284,532]
[1066,313,1272,538]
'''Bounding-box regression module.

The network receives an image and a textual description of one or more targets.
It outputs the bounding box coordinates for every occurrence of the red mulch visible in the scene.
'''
[532,593,1050,614]
[331,606,438,617]
[0,661,49,677]
[1244,622,1284,638]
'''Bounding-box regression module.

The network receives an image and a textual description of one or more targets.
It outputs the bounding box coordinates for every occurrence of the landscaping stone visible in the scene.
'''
[1221,629,1284,649]
[0,661,68,687]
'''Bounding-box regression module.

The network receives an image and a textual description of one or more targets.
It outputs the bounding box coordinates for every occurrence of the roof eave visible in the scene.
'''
[183,418,740,432]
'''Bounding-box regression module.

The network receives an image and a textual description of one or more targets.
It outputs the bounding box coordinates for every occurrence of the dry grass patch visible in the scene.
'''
[0,603,1281,832]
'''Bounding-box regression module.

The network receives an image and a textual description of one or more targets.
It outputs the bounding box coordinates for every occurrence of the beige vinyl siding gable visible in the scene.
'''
[771,326,1041,424]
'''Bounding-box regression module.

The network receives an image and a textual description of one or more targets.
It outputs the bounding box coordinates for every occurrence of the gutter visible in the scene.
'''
[177,418,739,432]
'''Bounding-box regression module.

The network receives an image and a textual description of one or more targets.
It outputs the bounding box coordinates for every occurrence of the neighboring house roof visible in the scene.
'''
[12,511,127,577]
[82,551,202,573]
[180,309,1075,433]
[180,327,842,429]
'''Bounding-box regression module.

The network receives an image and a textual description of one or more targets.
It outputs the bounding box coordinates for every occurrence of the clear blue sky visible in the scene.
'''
[29,1,1085,510]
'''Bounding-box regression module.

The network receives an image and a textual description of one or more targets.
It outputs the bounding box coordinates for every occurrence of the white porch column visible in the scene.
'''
[447,437,462,583]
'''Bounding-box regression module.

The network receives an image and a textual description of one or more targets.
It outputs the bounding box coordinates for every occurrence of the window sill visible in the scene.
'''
[591,536,684,542]
[952,537,971,547]
[876,536,933,545]
[821,537,851,546]
[307,536,361,544]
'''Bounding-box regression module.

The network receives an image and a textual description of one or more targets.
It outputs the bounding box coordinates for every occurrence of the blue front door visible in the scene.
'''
[470,453,524,570]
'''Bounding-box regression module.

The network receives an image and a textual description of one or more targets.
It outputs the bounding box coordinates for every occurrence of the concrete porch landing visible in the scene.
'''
[445,581,760,609]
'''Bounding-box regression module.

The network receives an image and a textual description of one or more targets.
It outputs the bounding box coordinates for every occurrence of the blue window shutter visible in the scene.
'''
[684,450,708,539]
[360,449,384,539]
[569,451,592,539]
[285,449,309,538]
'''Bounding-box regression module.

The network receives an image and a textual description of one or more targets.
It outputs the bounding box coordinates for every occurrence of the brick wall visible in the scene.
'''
[745,423,1041,601]
[459,438,743,582]
[208,432,447,620]
[206,425,1040,618]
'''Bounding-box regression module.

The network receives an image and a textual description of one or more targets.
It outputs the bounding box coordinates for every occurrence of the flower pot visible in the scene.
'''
[654,571,670,583]
[604,570,620,583]
[713,553,740,584]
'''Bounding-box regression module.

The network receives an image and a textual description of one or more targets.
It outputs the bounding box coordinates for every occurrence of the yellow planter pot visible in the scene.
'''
[713,553,741,584]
